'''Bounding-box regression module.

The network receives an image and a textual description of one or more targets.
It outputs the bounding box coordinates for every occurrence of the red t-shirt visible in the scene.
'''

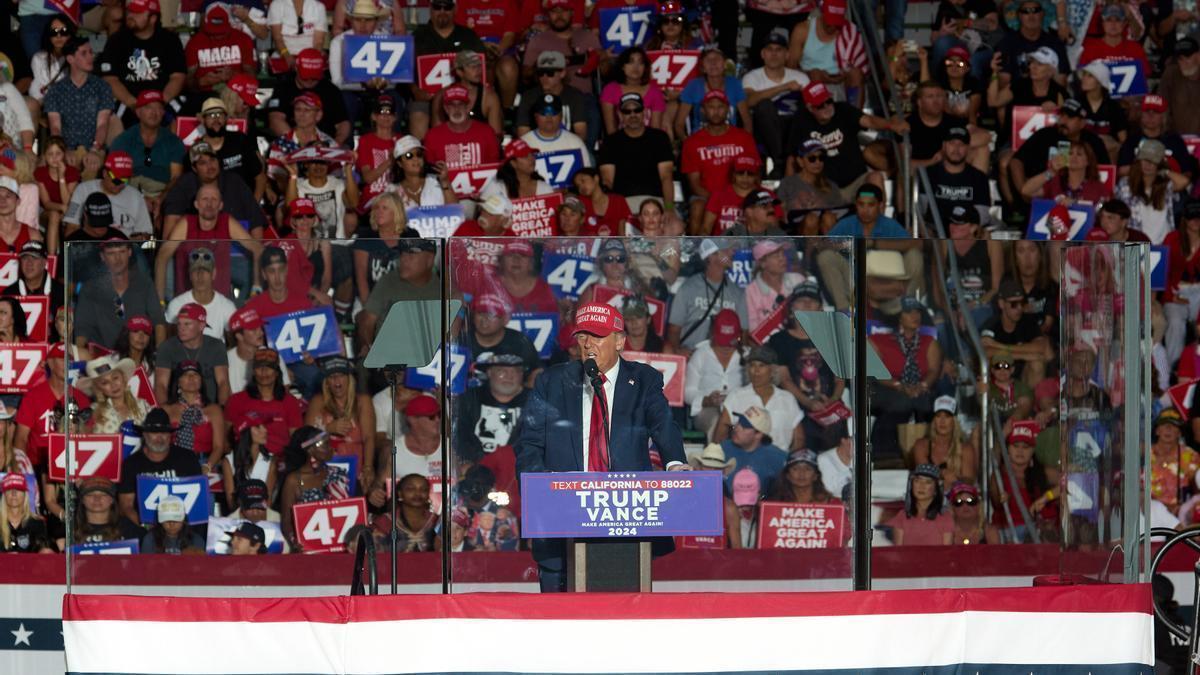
[455,0,519,39]
[581,194,631,236]
[424,122,501,171]
[225,391,305,455]
[588,0,655,30]
[15,382,90,466]
[505,278,558,314]
[680,127,759,196]
[355,133,395,209]
[271,235,317,301]
[185,30,256,92]
[1078,39,1151,77]
[34,165,80,206]
[704,186,746,234]
[241,288,314,321]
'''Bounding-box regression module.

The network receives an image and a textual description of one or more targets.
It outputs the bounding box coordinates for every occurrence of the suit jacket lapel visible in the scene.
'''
[564,361,585,471]
[610,359,635,465]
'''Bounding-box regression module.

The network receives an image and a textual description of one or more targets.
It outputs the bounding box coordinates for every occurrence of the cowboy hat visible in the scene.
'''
[689,443,735,472]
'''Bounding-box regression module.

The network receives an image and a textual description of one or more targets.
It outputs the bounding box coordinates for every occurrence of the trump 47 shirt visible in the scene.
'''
[424,121,501,171]
[680,127,759,196]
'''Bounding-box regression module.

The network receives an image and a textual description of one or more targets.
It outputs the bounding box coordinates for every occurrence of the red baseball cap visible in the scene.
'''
[1,473,26,493]
[701,88,729,105]
[472,293,513,317]
[444,84,471,104]
[821,0,847,26]
[504,139,537,161]
[545,0,572,8]
[127,0,160,14]
[229,307,263,333]
[104,151,133,179]
[946,45,970,61]
[136,89,164,108]
[732,154,761,172]
[502,240,535,257]
[711,308,740,347]
[294,91,323,111]
[1007,420,1040,446]
[1142,95,1167,113]
[572,303,624,337]
[296,48,325,80]
[802,82,832,107]
[228,73,259,107]
[177,302,208,325]
[125,315,153,334]
[404,394,439,417]
[289,198,317,218]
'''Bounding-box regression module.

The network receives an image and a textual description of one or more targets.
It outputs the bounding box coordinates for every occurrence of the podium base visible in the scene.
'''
[567,540,651,592]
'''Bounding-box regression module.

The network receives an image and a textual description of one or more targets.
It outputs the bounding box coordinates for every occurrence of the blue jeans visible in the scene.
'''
[871,0,907,44]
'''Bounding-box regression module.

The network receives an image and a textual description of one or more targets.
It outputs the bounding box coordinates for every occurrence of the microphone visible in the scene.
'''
[583,358,603,392]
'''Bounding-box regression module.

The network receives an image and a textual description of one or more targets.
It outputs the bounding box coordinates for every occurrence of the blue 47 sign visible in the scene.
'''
[542,252,594,299]
[136,475,212,525]
[507,312,558,358]
[1103,57,1148,98]
[1151,245,1169,291]
[1025,199,1095,240]
[265,306,343,364]
[599,5,655,51]
[342,35,415,83]
[404,344,468,394]
[535,150,585,189]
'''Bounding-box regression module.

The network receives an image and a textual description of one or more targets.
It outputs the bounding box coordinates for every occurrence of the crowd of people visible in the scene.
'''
[0,0,1177,557]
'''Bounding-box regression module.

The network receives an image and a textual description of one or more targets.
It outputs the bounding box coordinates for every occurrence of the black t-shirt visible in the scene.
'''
[980,312,1042,345]
[1118,131,1198,175]
[453,385,530,462]
[906,112,957,161]
[1015,125,1111,172]
[936,72,985,120]
[925,162,991,215]
[1080,95,1128,140]
[162,173,266,230]
[267,78,350,141]
[75,517,146,545]
[597,128,675,198]
[351,226,400,296]
[64,227,130,285]
[207,131,263,190]
[99,27,188,98]
[412,23,487,56]
[1000,79,1067,147]
[515,84,589,132]
[156,335,229,403]
[118,446,204,495]
[1020,278,1058,339]
[792,102,867,187]
[2,517,49,552]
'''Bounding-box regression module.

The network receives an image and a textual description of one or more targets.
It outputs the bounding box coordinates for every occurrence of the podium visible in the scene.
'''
[567,540,651,592]
[521,471,723,593]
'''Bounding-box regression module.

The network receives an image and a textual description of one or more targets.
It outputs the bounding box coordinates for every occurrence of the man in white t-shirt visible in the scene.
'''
[741,31,810,179]
[226,306,265,395]
[716,346,806,451]
[817,431,852,497]
[371,393,444,513]
[165,246,237,339]
[519,93,593,167]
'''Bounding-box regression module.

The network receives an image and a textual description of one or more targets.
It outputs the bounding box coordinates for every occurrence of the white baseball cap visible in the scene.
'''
[1029,46,1059,69]
[480,193,512,217]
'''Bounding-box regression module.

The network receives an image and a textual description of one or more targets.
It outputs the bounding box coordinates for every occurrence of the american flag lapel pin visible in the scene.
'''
[628,379,635,385]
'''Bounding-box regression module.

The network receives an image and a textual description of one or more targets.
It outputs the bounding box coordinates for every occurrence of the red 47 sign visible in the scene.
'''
[292,497,367,553]
[1011,106,1057,152]
[0,253,58,286]
[647,50,700,90]
[621,351,686,407]
[47,433,122,482]
[16,296,48,343]
[416,53,486,95]
[0,343,46,393]
[447,162,501,199]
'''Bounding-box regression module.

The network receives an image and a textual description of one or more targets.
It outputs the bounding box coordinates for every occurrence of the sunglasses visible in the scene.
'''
[620,107,644,115]
[1019,6,1043,14]
[51,26,70,36]
[993,362,1013,370]
[601,255,627,264]
[431,1,454,9]
[733,169,757,176]
[537,69,561,77]
[107,170,126,186]
[953,496,979,506]
[665,15,685,23]
[400,150,424,160]
[804,153,826,162]
[189,250,214,263]
[945,58,967,67]
[202,110,226,118]
[113,296,126,319]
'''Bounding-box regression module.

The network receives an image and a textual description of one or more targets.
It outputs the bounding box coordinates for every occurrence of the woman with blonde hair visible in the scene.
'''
[79,354,150,434]
[353,192,407,309]
[304,357,376,492]
[910,395,978,486]
[0,473,52,552]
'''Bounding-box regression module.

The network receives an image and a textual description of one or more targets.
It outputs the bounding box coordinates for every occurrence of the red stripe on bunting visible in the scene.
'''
[64,584,1151,625]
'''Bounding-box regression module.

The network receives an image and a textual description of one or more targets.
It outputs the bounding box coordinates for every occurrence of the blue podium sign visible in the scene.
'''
[520,471,723,538]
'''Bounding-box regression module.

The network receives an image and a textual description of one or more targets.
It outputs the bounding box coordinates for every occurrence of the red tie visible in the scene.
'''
[588,374,609,472]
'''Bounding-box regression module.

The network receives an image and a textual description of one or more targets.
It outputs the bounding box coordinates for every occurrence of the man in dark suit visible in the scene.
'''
[515,303,689,592]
